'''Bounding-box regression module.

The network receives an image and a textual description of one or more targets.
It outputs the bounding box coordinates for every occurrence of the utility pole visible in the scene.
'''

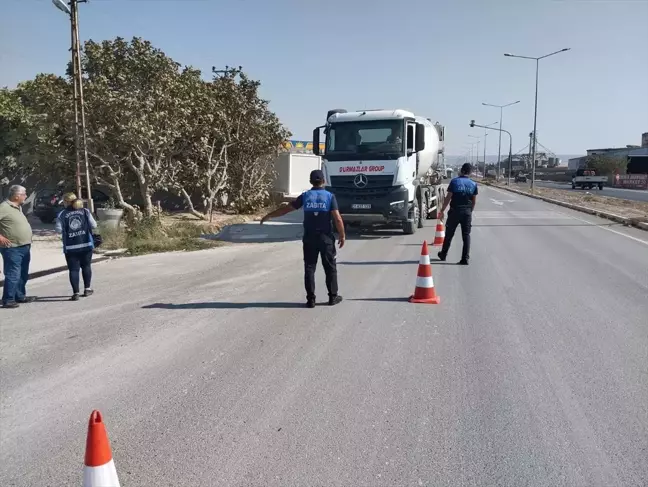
[482,101,520,180]
[53,0,93,212]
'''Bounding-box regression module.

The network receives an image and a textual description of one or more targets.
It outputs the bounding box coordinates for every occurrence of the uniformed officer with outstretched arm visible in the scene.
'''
[437,162,478,265]
[261,169,345,308]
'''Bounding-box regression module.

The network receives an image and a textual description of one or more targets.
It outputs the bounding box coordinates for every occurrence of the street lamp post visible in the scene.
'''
[52,0,93,212]
[482,121,498,176]
[482,100,520,180]
[504,48,570,190]
[468,135,480,172]
[470,120,514,186]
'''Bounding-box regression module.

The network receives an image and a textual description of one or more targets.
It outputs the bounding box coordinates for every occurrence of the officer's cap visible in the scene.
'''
[310,169,325,183]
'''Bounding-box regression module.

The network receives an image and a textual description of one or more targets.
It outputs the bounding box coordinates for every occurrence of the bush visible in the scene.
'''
[98,217,221,255]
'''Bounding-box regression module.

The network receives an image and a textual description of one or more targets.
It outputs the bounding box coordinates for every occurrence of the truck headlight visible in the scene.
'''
[390,200,405,210]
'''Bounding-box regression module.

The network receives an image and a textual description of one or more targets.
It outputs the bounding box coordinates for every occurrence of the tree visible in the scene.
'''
[223,71,290,212]
[1,76,75,195]
[586,154,626,176]
[80,37,201,216]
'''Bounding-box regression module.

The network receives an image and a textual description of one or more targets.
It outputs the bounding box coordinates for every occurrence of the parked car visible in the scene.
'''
[33,188,112,223]
[515,174,528,183]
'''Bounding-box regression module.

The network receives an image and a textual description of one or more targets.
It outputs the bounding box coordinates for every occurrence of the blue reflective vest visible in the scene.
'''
[59,208,94,253]
[302,189,334,235]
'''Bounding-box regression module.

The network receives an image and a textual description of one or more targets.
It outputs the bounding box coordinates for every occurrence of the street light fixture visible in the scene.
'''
[52,0,93,212]
[482,100,520,180]
[504,48,570,190]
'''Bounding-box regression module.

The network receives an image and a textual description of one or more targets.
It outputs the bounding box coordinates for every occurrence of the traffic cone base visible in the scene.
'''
[410,241,440,305]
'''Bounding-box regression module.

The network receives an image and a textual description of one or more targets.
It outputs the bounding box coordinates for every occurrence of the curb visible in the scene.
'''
[483,182,648,231]
[0,256,111,288]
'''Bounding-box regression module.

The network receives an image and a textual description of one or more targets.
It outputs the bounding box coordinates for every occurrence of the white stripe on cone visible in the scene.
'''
[415,275,434,289]
[83,459,121,487]
[436,231,445,238]
[419,254,430,265]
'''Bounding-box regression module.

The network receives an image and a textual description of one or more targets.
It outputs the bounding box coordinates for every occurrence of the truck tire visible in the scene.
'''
[598,184,603,190]
[403,206,418,235]
[418,198,427,229]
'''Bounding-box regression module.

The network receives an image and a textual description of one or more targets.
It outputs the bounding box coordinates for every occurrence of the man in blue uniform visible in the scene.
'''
[261,169,345,308]
[437,162,478,265]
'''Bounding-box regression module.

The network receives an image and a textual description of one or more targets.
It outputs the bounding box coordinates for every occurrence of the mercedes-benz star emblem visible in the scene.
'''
[353,174,368,188]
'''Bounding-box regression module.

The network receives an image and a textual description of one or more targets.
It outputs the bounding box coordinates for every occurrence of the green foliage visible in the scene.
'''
[585,154,626,176]
[3,36,290,217]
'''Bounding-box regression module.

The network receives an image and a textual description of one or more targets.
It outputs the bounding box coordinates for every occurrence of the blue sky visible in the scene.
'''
[2,0,647,158]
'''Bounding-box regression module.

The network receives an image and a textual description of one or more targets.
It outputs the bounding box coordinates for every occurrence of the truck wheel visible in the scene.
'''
[598,184,603,190]
[418,198,427,228]
[571,183,576,189]
[403,206,418,235]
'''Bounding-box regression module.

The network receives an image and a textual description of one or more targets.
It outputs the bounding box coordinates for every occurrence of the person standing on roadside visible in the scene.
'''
[0,185,35,309]
[55,193,97,301]
[260,169,346,308]
[437,162,478,265]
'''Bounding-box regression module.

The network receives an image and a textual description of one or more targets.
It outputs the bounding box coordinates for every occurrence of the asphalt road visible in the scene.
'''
[2,186,647,487]
[534,180,648,203]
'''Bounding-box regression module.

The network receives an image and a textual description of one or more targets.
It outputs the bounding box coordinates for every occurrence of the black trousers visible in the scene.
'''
[440,208,472,262]
[303,233,338,300]
[65,250,93,294]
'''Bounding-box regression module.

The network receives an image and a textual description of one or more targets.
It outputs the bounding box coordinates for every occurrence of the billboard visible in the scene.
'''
[283,140,325,153]
[613,173,648,190]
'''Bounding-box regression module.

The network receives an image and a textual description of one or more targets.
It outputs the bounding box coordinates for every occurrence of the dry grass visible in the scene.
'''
[99,209,269,255]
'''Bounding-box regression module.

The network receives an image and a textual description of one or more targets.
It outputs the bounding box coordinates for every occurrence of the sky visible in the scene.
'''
[1,0,647,159]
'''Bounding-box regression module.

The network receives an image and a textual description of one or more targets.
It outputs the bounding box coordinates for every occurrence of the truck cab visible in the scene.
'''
[312,109,444,235]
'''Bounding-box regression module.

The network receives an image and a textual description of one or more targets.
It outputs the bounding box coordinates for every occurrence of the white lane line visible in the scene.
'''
[553,210,648,246]
[484,185,648,246]
[489,198,504,206]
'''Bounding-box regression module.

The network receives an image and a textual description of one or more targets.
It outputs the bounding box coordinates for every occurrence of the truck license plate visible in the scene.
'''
[352,203,371,210]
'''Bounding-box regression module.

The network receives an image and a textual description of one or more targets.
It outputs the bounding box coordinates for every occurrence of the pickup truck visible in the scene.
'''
[572,168,607,190]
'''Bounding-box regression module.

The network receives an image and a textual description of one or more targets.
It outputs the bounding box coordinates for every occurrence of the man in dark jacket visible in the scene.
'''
[261,170,345,308]
[437,163,478,265]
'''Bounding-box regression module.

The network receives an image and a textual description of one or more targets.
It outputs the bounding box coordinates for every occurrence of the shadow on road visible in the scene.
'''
[143,301,308,310]
[34,296,72,302]
[339,260,418,266]
[349,297,410,303]
[472,223,618,227]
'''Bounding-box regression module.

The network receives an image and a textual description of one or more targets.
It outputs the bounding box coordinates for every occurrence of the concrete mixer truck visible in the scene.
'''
[312,108,446,235]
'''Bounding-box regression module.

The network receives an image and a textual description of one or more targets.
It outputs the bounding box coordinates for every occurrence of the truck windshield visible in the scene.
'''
[325,120,404,161]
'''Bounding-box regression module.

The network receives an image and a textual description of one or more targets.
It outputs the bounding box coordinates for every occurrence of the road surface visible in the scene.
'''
[1,186,647,487]
[534,180,648,203]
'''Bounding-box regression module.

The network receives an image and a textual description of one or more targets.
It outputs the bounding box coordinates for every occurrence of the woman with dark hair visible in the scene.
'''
[55,193,98,301]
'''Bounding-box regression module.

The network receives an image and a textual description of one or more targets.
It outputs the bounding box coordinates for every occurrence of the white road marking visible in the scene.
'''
[484,185,648,246]
[553,210,648,246]
[489,198,504,206]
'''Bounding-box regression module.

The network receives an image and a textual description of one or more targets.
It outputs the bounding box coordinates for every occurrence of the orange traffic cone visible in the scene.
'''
[409,241,440,304]
[432,220,445,246]
[83,410,120,487]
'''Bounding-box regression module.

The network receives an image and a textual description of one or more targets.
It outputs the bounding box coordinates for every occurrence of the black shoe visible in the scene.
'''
[2,302,19,309]
[328,295,343,306]
[16,296,36,303]
[83,289,94,297]
[458,260,469,265]
[437,252,446,262]
[306,298,316,308]
[70,293,80,301]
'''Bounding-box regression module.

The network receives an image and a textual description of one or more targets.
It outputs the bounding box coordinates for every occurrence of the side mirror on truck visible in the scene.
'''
[415,123,425,152]
[312,127,321,156]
